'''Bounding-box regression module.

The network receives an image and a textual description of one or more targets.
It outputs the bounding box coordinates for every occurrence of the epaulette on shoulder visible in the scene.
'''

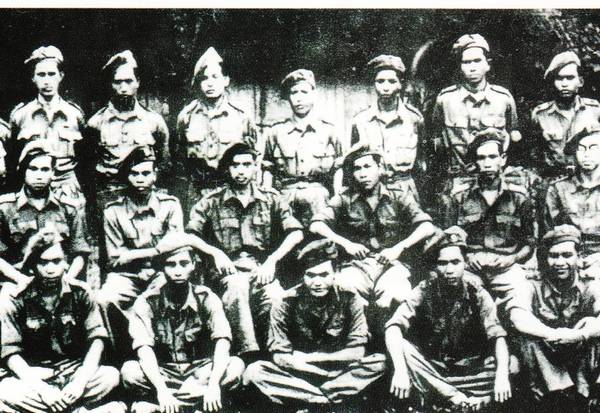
[258,185,280,196]
[450,182,471,197]
[404,102,423,120]
[582,97,600,107]
[87,107,108,127]
[463,273,485,289]
[193,285,212,296]
[548,175,570,186]
[505,182,528,195]
[104,196,126,209]
[9,102,27,119]
[227,101,247,114]
[0,118,10,132]
[352,107,373,120]
[155,192,179,202]
[438,85,459,96]
[319,117,334,126]
[64,99,84,114]
[57,195,81,208]
[489,84,512,97]
[180,99,200,115]
[202,187,226,200]
[0,193,17,204]
[532,101,553,114]
[268,118,292,128]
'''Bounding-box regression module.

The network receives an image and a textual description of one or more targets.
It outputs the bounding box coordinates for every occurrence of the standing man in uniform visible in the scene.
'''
[430,34,520,195]
[85,50,170,222]
[350,55,424,200]
[176,47,257,214]
[544,127,600,279]
[532,51,600,180]
[310,144,436,329]
[438,129,536,298]
[9,46,86,206]
[263,69,343,228]
[186,143,304,356]
[96,146,184,361]
[508,225,600,412]
[243,245,386,411]
[121,246,245,413]
[385,226,513,412]
[0,141,89,289]
[0,235,123,413]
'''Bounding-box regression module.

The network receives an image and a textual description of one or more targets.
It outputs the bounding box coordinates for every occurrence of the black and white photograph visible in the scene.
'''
[0,7,599,413]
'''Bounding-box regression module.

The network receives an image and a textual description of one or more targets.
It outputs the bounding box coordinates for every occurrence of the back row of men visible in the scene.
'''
[0,32,599,413]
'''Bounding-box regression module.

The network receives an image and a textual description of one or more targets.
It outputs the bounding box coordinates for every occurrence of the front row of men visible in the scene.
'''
[1,137,600,413]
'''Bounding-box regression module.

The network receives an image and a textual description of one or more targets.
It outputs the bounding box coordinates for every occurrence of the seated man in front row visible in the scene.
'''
[0,234,123,413]
[243,243,386,410]
[310,144,435,321]
[508,225,600,412]
[385,226,513,412]
[121,247,245,413]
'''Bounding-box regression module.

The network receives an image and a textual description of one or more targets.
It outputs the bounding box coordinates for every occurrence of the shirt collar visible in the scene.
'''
[125,191,161,219]
[541,275,583,300]
[32,95,68,119]
[349,181,391,204]
[460,82,491,104]
[287,113,319,135]
[107,99,145,121]
[192,96,229,117]
[162,283,199,313]
[547,95,585,115]
[368,99,409,124]
[222,182,267,205]
[16,187,60,211]
[572,174,600,192]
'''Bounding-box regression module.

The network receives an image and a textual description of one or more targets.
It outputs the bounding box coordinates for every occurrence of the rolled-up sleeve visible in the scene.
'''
[202,290,232,342]
[187,197,211,235]
[385,284,425,332]
[129,298,156,351]
[398,191,432,226]
[475,286,507,339]
[345,294,368,348]
[311,194,342,224]
[81,289,108,341]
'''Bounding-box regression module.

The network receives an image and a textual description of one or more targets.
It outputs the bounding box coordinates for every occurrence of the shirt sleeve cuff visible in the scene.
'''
[1,344,22,360]
[486,325,507,340]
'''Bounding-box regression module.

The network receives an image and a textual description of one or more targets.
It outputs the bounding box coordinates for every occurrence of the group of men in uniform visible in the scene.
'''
[0,31,598,413]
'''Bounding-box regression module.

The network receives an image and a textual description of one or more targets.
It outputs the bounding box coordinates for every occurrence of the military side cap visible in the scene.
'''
[367,54,405,76]
[424,226,468,255]
[466,128,505,162]
[452,34,490,55]
[117,146,156,180]
[341,143,382,180]
[542,224,581,247]
[218,143,258,173]
[280,69,315,96]
[544,51,581,80]
[18,140,55,168]
[102,50,138,72]
[192,47,223,86]
[24,46,64,66]
[565,126,600,156]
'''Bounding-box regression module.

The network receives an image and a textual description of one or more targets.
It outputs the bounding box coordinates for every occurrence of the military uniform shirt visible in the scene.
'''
[0,280,107,362]
[264,115,342,187]
[386,274,506,362]
[350,101,423,175]
[187,183,302,257]
[176,97,257,172]
[312,182,431,252]
[88,100,169,179]
[507,276,600,328]
[432,83,518,174]
[0,189,90,264]
[0,119,11,166]
[532,96,600,176]
[439,179,536,255]
[268,285,368,354]
[545,176,600,255]
[104,190,183,270]
[129,282,231,363]
[10,97,85,173]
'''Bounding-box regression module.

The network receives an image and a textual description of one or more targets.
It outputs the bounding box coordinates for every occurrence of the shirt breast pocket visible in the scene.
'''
[496,214,520,228]
[17,126,45,142]
[457,212,482,226]
[252,213,271,244]
[444,110,469,129]
[25,317,45,331]
[480,113,507,129]
[313,144,337,172]
[9,218,38,241]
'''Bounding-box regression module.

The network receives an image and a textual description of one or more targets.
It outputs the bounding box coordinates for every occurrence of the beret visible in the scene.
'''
[102,50,138,72]
[544,51,581,80]
[466,128,506,162]
[117,146,156,181]
[564,126,600,156]
[280,69,315,96]
[542,224,581,247]
[342,143,382,177]
[424,226,468,255]
[452,34,490,55]
[24,46,64,66]
[18,140,55,168]
[297,238,338,270]
[366,54,405,76]
[192,47,223,86]
[218,143,258,173]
